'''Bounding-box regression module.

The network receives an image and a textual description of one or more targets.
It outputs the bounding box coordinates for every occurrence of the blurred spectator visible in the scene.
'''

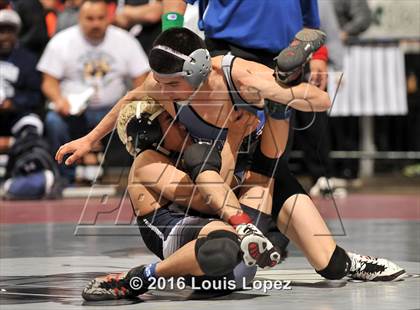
[304,0,347,197]
[113,0,162,54]
[0,10,59,199]
[56,0,82,33]
[0,9,43,133]
[56,0,118,34]
[39,0,60,38]
[330,0,372,179]
[0,0,10,10]
[402,54,420,177]
[334,0,371,43]
[37,0,150,184]
[39,0,59,9]
[318,1,345,72]
[11,0,50,57]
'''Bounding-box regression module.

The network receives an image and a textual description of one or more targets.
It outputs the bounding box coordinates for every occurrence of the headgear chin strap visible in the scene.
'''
[152,45,211,89]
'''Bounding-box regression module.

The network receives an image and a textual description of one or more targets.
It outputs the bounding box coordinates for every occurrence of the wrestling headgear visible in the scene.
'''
[151,45,211,89]
[117,96,165,156]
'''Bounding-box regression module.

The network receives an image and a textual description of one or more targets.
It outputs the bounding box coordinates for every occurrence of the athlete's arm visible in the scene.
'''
[56,73,159,165]
[232,58,331,112]
[220,110,259,185]
[161,0,187,30]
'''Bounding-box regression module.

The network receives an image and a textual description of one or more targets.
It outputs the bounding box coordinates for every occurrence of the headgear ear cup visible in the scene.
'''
[151,45,212,89]
[117,96,164,156]
[183,49,211,88]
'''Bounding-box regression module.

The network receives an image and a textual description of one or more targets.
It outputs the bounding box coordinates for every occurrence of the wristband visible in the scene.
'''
[162,12,184,31]
[312,45,328,62]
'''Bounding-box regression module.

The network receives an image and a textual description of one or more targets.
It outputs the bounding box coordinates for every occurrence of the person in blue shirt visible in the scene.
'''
[162,0,328,81]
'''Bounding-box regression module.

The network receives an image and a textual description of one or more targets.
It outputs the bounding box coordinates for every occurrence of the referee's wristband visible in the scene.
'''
[312,45,329,62]
[162,12,184,31]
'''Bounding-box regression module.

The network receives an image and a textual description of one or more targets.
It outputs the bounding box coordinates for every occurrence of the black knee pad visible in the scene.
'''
[183,143,221,182]
[316,245,351,280]
[195,230,241,276]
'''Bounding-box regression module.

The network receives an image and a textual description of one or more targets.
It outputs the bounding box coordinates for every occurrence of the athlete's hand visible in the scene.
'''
[55,135,94,165]
[228,110,259,139]
[309,59,328,91]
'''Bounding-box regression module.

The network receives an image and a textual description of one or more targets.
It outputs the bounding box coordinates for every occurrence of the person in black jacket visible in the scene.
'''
[0,9,54,198]
[113,0,162,55]
[0,9,43,138]
[10,0,50,57]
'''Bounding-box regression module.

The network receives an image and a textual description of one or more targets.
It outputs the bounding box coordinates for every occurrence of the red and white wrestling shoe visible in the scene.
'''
[236,223,282,269]
[82,265,151,301]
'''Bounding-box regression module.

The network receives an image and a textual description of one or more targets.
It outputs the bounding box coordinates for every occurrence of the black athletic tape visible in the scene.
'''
[264,99,293,120]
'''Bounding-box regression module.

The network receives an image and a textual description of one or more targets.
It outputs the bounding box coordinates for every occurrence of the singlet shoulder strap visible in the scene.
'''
[221,53,262,115]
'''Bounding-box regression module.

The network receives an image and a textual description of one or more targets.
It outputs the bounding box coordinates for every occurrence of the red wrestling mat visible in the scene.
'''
[1,194,419,224]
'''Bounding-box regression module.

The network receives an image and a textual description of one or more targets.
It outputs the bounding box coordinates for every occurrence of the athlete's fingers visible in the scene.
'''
[309,71,321,88]
[65,151,82,166]
[56,144,70,163]
[319,73,328,91]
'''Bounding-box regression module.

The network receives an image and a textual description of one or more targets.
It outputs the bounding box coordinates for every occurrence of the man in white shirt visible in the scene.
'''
[37,0,150,183]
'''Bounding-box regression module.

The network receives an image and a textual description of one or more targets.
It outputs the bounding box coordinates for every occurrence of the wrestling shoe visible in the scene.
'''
[274,28,326,85]
[309,177,348,198]
[82,265,151,301]
[347,252,406,281]
[236,223,282,269]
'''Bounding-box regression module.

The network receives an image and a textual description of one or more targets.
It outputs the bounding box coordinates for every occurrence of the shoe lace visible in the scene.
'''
[242,224,255,234]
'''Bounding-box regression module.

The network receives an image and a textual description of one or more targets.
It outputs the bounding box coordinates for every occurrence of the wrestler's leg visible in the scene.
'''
[242,118,404,280]
[277,194,336,269]
[156,220,236,277]
[82,219,250,300]
[156,219,257,290]
[240,116,335,269]
[128,149,213,216]
[239,117,290,215]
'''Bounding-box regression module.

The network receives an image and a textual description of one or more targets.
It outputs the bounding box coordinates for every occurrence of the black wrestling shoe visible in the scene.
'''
[82,265,151,301]
[347,252,406,282]
[274,28,326,85]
